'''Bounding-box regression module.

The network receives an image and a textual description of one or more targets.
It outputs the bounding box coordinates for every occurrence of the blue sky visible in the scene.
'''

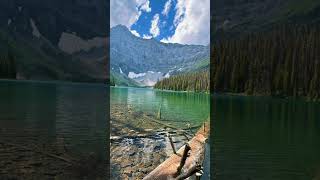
[130,0,176,41]
[110,0,210,45]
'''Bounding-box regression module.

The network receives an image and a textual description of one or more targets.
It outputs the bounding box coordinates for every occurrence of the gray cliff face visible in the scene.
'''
[0,0,108,82]
[0,0,107,43]
[110,25,209,86]
[212,0,320,41]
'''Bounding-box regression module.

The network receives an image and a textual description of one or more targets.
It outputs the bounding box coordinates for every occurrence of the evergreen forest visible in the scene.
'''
[154,70,209,93]
[212,24,320,100]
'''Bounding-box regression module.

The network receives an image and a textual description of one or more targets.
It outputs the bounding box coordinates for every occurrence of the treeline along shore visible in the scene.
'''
[0,50,16,79]
[212,24,320,100]
[154,70,210,93]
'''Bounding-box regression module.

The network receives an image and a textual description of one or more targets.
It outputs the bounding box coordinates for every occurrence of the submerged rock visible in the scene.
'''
[110,104,190,179]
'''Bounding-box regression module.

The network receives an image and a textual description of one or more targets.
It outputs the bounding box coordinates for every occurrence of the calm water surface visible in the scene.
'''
[111,86,210,127]
[212,95,320,180]
[0,80,108,159]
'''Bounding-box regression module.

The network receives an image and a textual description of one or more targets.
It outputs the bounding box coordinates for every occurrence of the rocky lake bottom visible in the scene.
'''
[110,104,195,179]
[0,129,106,180]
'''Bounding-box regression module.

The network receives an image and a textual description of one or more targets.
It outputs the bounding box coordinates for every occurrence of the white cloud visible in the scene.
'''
[162,0,172,16]
[173,0,186,26]
[143,34,153,39]
[110,0,151,28]
[164,0,210,45]
[140,0,151,12]
[150,14,160,37]
[130,29,141,37]
[110,0,140,28]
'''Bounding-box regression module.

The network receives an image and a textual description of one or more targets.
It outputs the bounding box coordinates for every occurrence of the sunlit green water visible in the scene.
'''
[212,95,320,180]
[0,80,108,159]
[111,86,210,127]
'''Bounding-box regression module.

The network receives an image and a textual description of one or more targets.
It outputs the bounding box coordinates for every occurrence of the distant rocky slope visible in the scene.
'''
[110,25,209,86]
[0,0,108,82]
[212,0,320,40]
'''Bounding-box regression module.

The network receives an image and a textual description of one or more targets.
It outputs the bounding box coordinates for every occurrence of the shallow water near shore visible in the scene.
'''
[111,86,210,127]
[111,86,210,179]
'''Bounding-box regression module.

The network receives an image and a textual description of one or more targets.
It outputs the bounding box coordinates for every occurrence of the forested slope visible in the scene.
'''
[212,24,320,99]
[154,70,209,93]
[0,50,16,79]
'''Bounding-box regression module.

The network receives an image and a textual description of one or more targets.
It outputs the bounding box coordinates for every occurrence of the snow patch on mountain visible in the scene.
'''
[119,67,124,74]
[30,19,41,38]
[58,32,106,54]
[127,71,165,86]
[128,72,146,79]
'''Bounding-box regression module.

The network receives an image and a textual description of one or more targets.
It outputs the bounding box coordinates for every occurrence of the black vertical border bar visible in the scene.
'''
[210,0,215,179]
[106,0,110,178]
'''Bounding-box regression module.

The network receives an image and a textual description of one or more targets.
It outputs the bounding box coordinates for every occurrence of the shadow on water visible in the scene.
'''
[0,80,108,179]
[212,94,320,180]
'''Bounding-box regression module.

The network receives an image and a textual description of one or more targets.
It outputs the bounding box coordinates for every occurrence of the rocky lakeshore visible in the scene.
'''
[110,104,194,179]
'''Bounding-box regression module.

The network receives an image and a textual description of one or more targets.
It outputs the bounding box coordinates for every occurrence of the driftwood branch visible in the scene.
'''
[0,141,74,164]
[175,163,202,180]
[175,143,191,177]
[168,133,177,154]
[144,116,198,137]
[143,114,201,131]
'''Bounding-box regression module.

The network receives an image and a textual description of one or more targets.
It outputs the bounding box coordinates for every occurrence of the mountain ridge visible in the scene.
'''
[110,25,209,86]
[0,1,108,82]
[212,0,320,41]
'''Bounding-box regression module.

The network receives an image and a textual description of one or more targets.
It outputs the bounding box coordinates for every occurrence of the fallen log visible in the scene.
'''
[143,121,210,180]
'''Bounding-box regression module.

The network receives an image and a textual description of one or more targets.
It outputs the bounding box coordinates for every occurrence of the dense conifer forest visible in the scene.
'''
[0,50,16,79]
[212,24,320,100]
[154,70,209,92]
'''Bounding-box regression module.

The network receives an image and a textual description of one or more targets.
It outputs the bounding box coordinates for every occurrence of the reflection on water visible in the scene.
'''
[212,95,320,180]
[0,80,107,160]
[111,86,210,126]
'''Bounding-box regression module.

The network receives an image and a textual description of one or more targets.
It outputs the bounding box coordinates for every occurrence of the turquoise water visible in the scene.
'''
[111,86,210,127]
[111,86,210,178]
[212,95,320,180]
